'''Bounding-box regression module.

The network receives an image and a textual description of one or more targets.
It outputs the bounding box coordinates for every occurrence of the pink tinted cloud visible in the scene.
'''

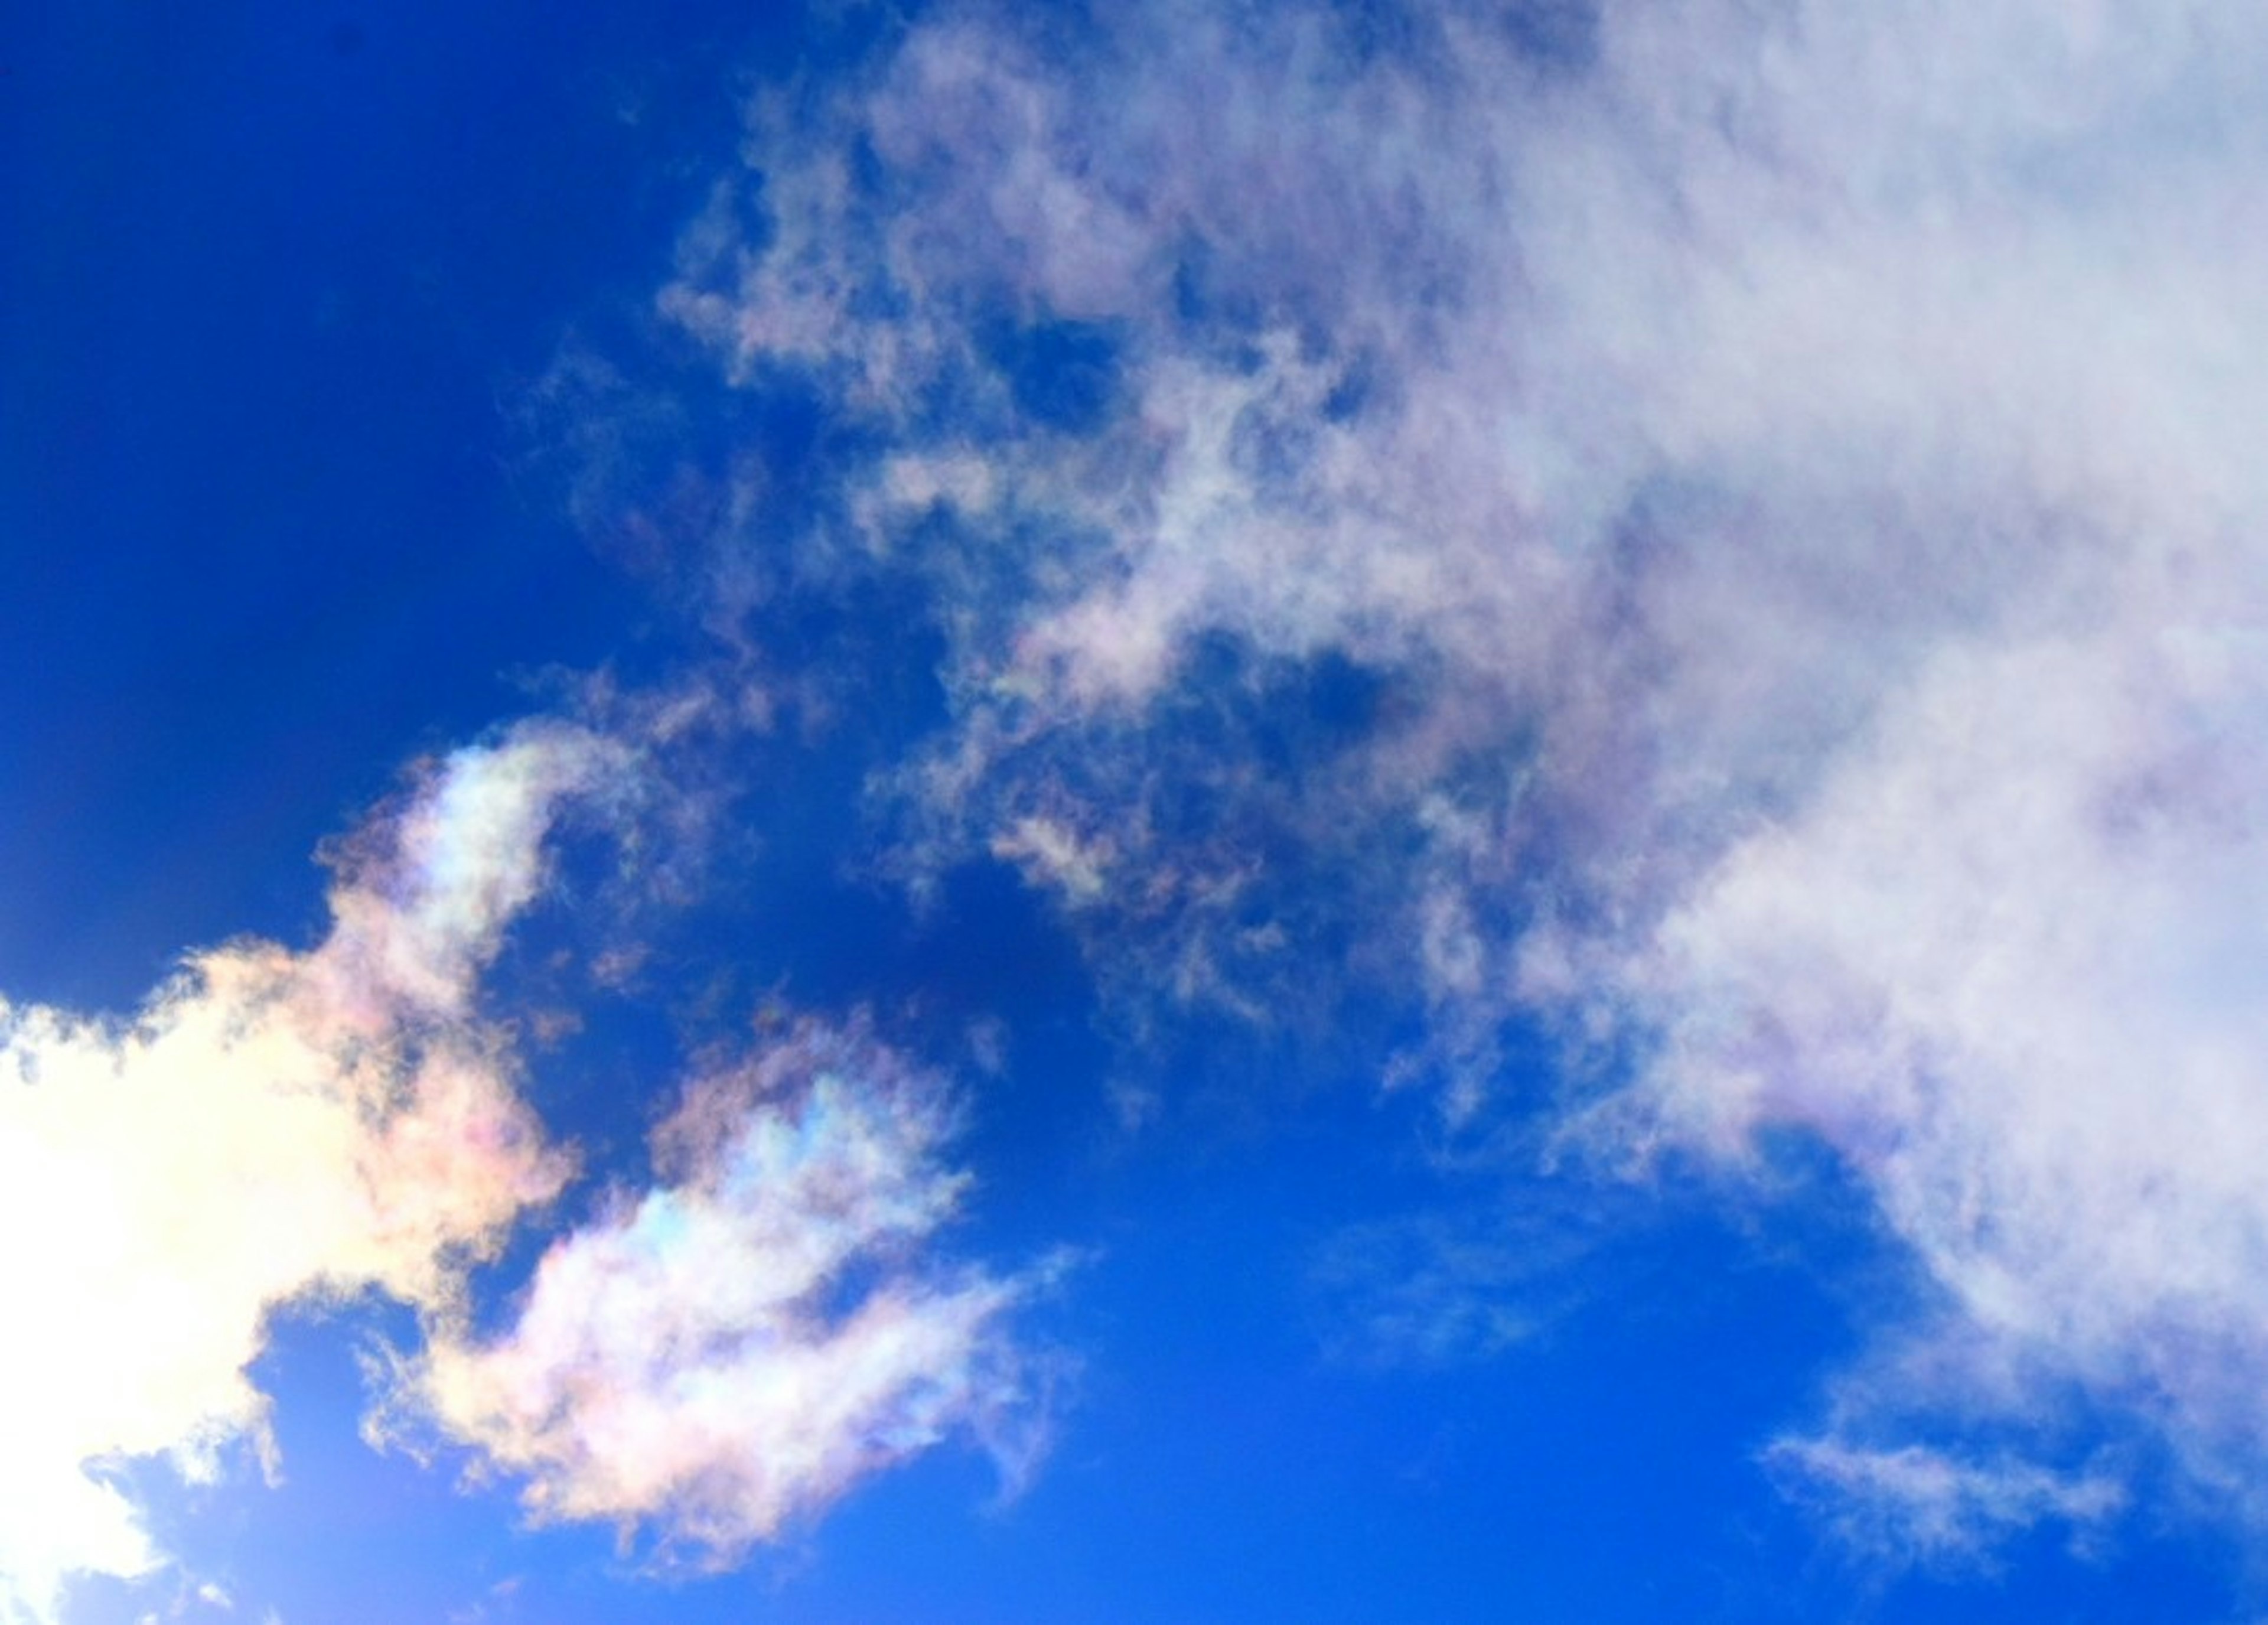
[0,723,618,1619]
[387,1017,1044,1565]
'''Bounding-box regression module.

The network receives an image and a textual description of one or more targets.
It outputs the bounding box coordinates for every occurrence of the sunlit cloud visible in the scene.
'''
[0,723,614,1620]
[380,1016,1043,1565]
[0,689,1055,1619]
[14,0,2261,1606]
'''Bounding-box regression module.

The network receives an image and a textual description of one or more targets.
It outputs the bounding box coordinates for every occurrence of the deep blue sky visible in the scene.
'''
[7,2,2268,1622]
[0,1,739,1003]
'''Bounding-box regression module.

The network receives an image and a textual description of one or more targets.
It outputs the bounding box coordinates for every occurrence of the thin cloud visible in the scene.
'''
[1308,1197,1615,1370]
[1767,1439,2127,1568]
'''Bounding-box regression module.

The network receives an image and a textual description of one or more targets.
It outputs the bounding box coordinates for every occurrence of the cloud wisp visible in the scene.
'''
[380,1015,1043,1567]
[651,0,2268,1553]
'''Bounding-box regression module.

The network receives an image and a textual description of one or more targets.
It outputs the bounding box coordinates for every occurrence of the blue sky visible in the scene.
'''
[9,1,2268,1620]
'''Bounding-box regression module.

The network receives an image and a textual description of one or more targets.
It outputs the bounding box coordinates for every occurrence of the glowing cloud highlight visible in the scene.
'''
[386,1017,1040,1564]
[0,723,615,1620]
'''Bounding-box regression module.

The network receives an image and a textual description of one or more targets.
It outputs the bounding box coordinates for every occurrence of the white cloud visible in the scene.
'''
[651,0,2268,1548]
[1605,596,2268,1485]
[380,1017,1042,1565]
[1768,1438,2126,1567]
[0,723,615,1621]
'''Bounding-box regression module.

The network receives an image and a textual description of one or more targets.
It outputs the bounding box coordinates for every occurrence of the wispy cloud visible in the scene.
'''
[379,1015,1044,1566]
[1767,1438,2127,1568]
[651,0,2268,1549]
[1307,1198,1609,1369]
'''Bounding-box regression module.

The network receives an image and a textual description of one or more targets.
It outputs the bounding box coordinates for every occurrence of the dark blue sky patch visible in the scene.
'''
[979,317,1128,438]
[0,0,779,1006]
[1498,0,1601,74]
[1169,235,1278,356]
[1153,634,1390,772]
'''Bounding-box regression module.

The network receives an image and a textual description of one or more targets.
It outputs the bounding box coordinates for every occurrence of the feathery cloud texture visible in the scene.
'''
[15,0,2268,1608]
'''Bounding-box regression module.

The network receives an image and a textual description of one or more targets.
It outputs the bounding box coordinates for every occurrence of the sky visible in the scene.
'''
[8,0,2268,1620]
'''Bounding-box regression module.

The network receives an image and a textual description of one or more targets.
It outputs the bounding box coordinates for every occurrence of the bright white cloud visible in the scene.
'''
[654,0,2268,1548]
[0,722,615,1622]
[382,1017,1041,1565]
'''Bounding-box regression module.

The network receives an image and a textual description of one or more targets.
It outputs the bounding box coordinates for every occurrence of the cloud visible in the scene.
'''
[0,722,615,1621]
[1307,1193,1618,1369]
[647,0,2268,1550]
[379,1016,1043,1566]
[1767,1438,2126,1568]
[1606,601,2268,1494]
[0,689,1051,1616]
